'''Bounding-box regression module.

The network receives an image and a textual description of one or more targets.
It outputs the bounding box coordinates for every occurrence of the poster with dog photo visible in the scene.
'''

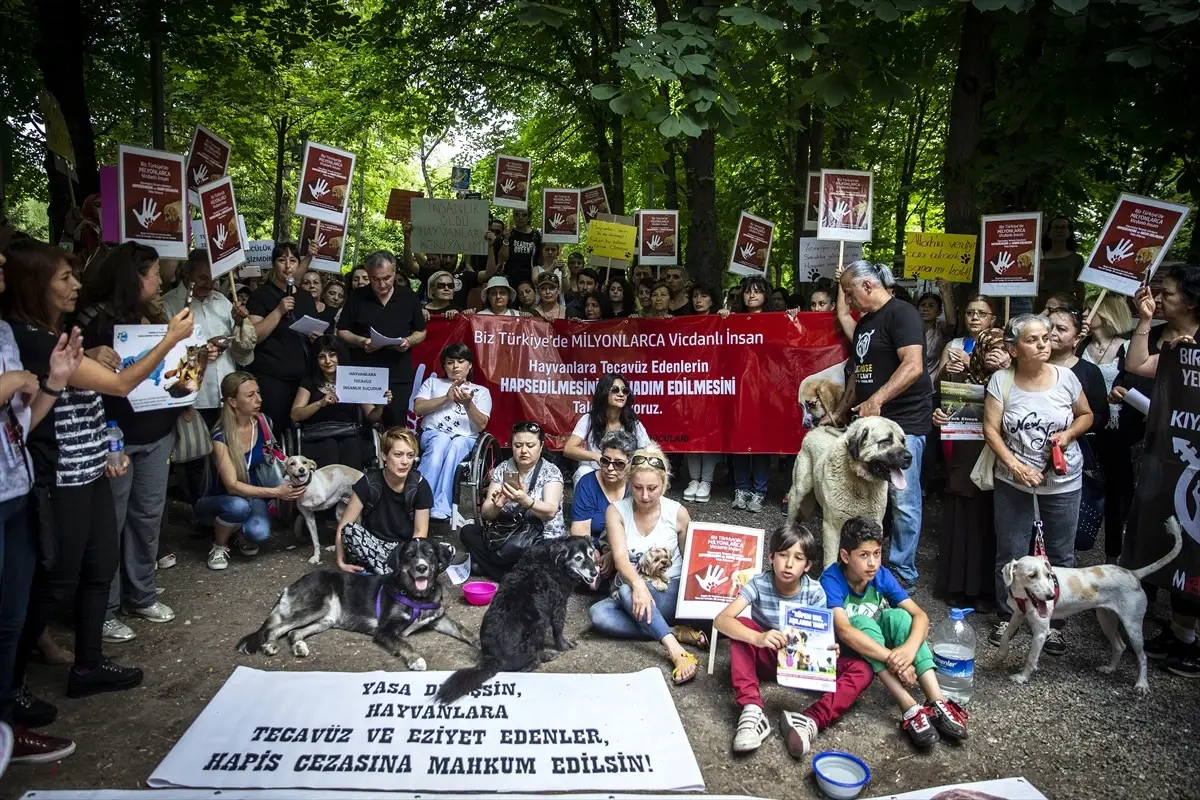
[979,212,1041,297]
[776,603,837,693]
[294,141,356,225]
[676,523,764,620]
[113,324,206,412]
[299,213,348,274]
[817,169,873,243]
[542,188,581,244]
[117,144,188,259]
[938,382,985,440]
[728,211,775,278]
[185,124,231,206]
[197,176,245,279]
[1077,193,1191,296]
[492,155,532,210]
[581,183,610,222]
[639,209,679,266]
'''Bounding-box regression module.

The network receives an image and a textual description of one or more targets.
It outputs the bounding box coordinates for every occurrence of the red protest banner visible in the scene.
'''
[117,144,188,259]
[295,141,356,225]
[979,213,1041,298]
[729,211,775,277]
[406,313,847,453]
[493,155,532,210]
[1078,193,1191,296]
[185,125,231,206]
[581,184,610,222]
[197,177,244,278]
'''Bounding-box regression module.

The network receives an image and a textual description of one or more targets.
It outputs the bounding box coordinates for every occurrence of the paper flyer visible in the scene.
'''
[939,381,985,440]
[113,324,206,412]
[775,603,837,693]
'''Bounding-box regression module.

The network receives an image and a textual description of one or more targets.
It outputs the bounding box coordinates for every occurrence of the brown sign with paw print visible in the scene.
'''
[295,141,356,225]
[117,144,188,259]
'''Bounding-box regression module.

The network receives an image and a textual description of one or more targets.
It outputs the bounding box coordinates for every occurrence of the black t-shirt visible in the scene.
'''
[299,375,357,427]
[1069,358,1110,434]
[336,285,427,385]
[355,472,434,543]
[851,298,933,436]
[317,304,342,327]
[670,298,695,316]
[247,281,319,381]
[504,229,541,288]
[470,239,505,278]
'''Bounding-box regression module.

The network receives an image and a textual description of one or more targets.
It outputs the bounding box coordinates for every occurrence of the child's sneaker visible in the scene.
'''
[731,704,770,753]
[901,704,939,748]
[926,700,968,742]
[780,710,818,758]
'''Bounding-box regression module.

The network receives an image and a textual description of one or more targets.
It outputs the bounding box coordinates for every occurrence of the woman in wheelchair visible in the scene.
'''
[412,342,493,521]
[290,335,390,471]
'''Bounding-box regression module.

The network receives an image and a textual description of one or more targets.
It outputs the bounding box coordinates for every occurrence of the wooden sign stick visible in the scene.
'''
[1084,288,1108,327]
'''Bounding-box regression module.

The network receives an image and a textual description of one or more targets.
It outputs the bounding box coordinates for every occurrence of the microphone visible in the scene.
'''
[285,277,295,321]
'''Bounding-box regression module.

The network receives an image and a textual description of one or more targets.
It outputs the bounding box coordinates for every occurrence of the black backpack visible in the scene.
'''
[357,467,422,520]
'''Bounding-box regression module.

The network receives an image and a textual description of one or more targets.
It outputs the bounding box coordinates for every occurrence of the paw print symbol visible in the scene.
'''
[960,253,971,265]
[807,268,822,281]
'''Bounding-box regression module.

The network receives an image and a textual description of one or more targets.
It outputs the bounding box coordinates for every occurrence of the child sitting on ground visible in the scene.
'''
[821,516,969,747]
[714,523,874,756]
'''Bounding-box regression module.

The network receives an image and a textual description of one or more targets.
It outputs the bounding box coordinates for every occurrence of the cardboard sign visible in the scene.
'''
[638,210,679,266]
[411,198,490,256]
[38,90,74,164]
[244,239,274,269]
[542,189,581,244]
[905,231,978,282]
[300,215,348,274]
[113,324,205,411]
[117,144,188,258]
[1078,193,1191,296]
[863,777,1049,800]
[581,184,611,222]
[675,523,764,619]
[492,155,532,210]
[728,211,775,277]
[185,125,232,206]
[775,605,837,693]
[797,238,864,282]
[336,366,389,403]
[295,141,356,225]
[588,218,637,261]
[385,189,423,221]
[197,177,245,278]
[979,212,1041,297]
[804,171,821,232]
[450,166,471,192]
[817,169,873,243]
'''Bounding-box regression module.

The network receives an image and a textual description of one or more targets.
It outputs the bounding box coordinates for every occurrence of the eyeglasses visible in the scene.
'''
[965,310,994,319]
[434,282,454,290]
[609,385,629,395]
[631,455,666,470]
[512,421,542,434]
[599,455,628,470]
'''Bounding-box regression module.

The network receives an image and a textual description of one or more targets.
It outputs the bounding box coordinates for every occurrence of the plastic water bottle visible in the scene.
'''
[106,420,125,468]
[932,607,976,705]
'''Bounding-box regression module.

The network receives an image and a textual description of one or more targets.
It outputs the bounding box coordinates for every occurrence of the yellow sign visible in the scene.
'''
[905,231,977,282]
[38,90,75,165]
[588,219,637,261]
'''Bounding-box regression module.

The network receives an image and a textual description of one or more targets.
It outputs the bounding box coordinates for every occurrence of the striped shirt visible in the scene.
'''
[739,572,828,632]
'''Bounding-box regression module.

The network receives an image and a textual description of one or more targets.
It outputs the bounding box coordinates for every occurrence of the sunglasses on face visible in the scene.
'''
[631,455,666,470]
[609,385,629,395]
[599,455,628,470]
[434,282,454,289]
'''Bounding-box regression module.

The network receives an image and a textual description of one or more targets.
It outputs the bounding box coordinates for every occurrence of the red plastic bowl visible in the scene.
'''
[462,581,497,606]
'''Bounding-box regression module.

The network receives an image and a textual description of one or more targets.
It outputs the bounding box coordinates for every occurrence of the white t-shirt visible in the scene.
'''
[416,377,493,438]
[986,365,1083,495]
[611,495,684,586]
[570,415,651,484]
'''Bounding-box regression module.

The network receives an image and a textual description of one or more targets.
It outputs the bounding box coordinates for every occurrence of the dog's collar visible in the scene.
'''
[375,586,439,622]
[1011,569,1061,613]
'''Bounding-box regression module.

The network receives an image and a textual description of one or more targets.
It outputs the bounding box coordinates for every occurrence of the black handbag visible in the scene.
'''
[301,421,361,443]
[1075,435,1106,551]
[484,460,544,565]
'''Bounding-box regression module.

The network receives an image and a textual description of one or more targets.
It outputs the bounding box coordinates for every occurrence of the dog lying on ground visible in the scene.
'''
[997,516,1184,693]
[636,547,673,591]
[235,539,476,669]
[787,416,912,566]
[436,537,599,704]
[284,456,363,564]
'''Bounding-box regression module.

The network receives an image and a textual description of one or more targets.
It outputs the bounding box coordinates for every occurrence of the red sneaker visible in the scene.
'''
[10,725,76,764]
[902,705,938,748]
[927,700,969,741]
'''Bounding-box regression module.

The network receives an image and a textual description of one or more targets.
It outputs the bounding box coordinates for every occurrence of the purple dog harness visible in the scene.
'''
[376,586,439,625]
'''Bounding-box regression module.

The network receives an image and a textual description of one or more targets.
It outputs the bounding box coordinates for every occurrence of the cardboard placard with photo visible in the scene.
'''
[185,125,232,206]
[581,184,610,222]
[728,211,775,277]
[817,169,873,243]
[492,155,532,210]
[294,141,356,225]
[197,177,245,278]
[979,212,1041,297]
[300,213,349,274]
[804,171,821,232]
[676,523,764,620]
[1078,193,1191,296]
[117,144,188,258]
[638,209,679,266]
[542,188,581,244]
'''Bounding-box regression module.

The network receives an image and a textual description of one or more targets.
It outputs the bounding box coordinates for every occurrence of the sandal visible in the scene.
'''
[670,651,699,685]
[671,625,710,648]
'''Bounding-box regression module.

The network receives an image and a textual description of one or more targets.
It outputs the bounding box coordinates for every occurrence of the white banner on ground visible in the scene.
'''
[864,776,1047,800]
[26,794,769,800]
[147,667,704,793]
[113,325,205,411]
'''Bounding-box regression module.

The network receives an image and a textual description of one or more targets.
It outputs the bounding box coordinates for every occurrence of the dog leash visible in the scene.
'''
[1011,487,1060,613]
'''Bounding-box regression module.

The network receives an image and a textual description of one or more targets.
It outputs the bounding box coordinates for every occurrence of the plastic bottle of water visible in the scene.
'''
[931,607,976,705]
[106,420,125,468]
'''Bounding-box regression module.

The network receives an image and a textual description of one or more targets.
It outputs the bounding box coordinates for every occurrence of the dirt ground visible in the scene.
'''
[6,463,1200,800]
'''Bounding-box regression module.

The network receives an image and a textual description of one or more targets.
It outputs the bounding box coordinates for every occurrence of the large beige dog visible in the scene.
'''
[787,417,912,566]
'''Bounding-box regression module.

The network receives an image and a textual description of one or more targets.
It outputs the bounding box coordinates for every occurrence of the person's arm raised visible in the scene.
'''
[68,308,194,397]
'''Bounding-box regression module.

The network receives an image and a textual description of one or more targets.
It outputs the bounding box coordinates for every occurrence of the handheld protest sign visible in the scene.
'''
[728,211,775,278]
[638,209,679,267]
[587,213,636,271]
[492,155,532,210]
[542,189,581,244]
[798,239,863,282]
[117,144,188,259]
[197,177,246,279]
[581,184,610,222]
[294,141,356,225]
[185,125,232,206]
[979,212,1040,297]
[410,198,490,256]
[385,189,423,221]
[450,166,471,192]
[1078,193,1191,296]
[905,231,977,283]
[817,169,873,243]
[299,212,349,274]
[804,172,821,232]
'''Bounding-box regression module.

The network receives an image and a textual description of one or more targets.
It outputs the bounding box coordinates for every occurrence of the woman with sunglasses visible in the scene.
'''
[569,430,636,588]
[423,270,469,320]
[564,373,650,487]
[588,446,705,685]
[459,421,565,580]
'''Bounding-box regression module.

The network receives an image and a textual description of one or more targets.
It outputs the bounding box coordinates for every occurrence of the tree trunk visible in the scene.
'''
[150,33,165,149]
[808,106,825,171]
[684,130,719,288]
[942,5,994,236]
[663,139,679,210]
[273,115,288,240]
[610,114,626,214]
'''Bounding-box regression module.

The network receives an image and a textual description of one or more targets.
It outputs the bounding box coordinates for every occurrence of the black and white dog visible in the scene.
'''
[436,536,599,704]
[235,539,477,670]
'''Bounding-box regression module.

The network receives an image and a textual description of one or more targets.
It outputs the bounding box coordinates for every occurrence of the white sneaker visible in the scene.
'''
[732,489,748,510]
[101,618,136,643]
[732,704,771,753]
[156,554,177,570]
[234,535,259,557]
[746,492,765,513]
[207,544,230,570]
[695,481,712,503]
[125,601,175,623]
[683,480,700,501]
[781,710,818,758]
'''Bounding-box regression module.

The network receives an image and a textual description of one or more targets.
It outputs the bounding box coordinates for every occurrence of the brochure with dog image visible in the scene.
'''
[776,603,836,693]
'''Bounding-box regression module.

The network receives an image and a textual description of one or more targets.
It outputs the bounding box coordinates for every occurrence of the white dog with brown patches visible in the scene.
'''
[284,456,363,564]
[997,516,1183,693]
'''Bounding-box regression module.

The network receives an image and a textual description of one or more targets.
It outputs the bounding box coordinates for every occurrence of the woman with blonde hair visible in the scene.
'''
[588,445,706,685]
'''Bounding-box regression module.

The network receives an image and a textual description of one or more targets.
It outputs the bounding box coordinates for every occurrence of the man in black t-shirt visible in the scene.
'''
[665,266,694,315]
[504,209,541,289]
[827,261,932,587]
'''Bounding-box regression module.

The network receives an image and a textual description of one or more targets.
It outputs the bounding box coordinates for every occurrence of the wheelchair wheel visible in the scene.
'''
[455,432,501,524]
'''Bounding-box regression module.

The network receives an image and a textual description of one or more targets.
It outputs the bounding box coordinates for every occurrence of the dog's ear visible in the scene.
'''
[846,425,869,461]
[384,543,406,576]
[303,457,318,471]
[435,541,456,572]
[1002,560,1017,588]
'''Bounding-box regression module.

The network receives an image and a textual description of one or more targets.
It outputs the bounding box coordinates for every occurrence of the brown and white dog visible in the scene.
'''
[636,547,673,592]
[284,456,363,565]
[997,516,1183,693]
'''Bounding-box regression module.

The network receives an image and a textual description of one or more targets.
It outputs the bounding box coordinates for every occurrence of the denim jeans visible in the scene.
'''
[588,577,680,641]
[887,433,926,583]
[108,431,174,615]
[732,454,770,495]
[418,429,477,520]
[195,495,272,542]
[0,495,35,724]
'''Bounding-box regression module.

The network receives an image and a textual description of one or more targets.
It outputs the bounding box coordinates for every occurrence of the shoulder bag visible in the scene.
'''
[484,460,545,565]
[172,409,213,463]
[970,368,1014,491]
[252,413,287,488]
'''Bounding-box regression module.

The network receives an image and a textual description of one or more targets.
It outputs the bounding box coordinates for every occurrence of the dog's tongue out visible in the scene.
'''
[414,577,429,592]
[1033,598,1050,618]
[889,468,907,491]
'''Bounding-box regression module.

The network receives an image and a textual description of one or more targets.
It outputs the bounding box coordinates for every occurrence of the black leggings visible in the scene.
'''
[16,478,119,681]
[459,524,513,581]
[1095,428,1133,559]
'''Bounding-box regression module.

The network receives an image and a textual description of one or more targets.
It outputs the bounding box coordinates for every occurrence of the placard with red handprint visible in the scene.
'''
[294,141,356,225]
[299,213,348,274]
[638,209,679,266]
[197,176,245,279]
[676,523,764,620]
[117,144,188,258]
[728,211,775,277]
[492,155,531,210]
[185,125,231,206]
[817,169,873,243]
[804,171,821,232]
[1079,193,1191,297]
[979,212,1041,298]
[580,184,610,222]
[541,188,580,244]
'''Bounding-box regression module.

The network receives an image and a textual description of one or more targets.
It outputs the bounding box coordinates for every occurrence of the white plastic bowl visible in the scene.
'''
[812,750,871,799]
